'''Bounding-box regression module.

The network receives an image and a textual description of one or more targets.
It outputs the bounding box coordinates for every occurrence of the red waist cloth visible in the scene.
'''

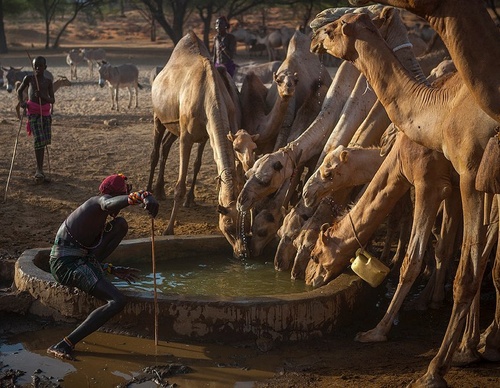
[26,100,52,135]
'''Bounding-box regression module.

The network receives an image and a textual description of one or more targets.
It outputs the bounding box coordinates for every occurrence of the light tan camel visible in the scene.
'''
[151,31,248,259]
[274,198,315,271]
[239,69,298,156]
[268,30,332,151]
[311,8,500,387]
[227,129,259,172]
[237,5,425,213]
[302,145,384,208]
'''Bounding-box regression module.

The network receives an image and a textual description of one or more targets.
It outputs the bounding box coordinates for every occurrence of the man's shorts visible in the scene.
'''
[50,253,104,293]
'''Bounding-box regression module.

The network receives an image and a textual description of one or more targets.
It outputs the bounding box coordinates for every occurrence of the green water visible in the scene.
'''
[113,254,312,297]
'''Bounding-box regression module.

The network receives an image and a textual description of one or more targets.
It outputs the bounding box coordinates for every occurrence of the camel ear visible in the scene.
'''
[227,132,234,142]
[251,133,260,141]
[294,72,299,83]
[272,161,283,171]
[320,223,329,233]
[339,150,349,163]
[341,19,354,37]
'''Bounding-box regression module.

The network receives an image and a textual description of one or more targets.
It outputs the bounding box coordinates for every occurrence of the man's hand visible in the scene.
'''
[113,266,141,284]
[143,195,159,218]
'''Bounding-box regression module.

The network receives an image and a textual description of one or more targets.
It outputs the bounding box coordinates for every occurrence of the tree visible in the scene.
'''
[31,0,103,49]
[0,0,31,54]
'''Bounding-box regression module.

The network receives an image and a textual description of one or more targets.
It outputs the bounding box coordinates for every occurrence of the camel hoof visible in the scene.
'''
[354,330,387,343]
[452,348,481,366]
[406,373,448,388]
[479,346,500,362]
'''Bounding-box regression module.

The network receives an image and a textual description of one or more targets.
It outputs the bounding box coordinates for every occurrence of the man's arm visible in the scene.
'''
[99,192,159,218]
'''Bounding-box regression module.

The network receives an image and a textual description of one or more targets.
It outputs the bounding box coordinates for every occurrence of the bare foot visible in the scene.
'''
[47,344,75,360]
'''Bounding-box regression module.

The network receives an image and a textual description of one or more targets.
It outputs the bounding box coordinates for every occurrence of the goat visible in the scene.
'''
[66,48,85,80]
[80,48,106,77]
[15,75,72,119]
[98,61,142,111]
[2,66,53,93]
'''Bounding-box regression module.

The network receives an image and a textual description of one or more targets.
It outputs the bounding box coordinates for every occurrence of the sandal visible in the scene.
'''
[47,344,75,361]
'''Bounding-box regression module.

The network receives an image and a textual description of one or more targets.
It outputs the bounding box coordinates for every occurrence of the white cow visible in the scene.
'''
[98,61,141,111]
[81,48,106,77]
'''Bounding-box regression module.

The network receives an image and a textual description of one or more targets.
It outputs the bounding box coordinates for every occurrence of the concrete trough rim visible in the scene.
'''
[15,234,369,343]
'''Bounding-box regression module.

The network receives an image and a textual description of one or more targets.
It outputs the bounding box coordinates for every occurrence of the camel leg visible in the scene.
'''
[184,140,207,208]
[134,85,139,108]
[411,177,488,388]
[405,188,462,311]
[355,176,443,342]
[164,133,192,235]
[148,116,167,195]
[156,132,178,200]
[477,196,500,361]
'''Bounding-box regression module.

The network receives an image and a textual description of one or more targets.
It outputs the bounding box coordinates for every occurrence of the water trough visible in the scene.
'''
[14,235,369,344]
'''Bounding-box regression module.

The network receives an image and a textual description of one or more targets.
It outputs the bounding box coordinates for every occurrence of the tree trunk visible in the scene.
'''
[0,0,7,54]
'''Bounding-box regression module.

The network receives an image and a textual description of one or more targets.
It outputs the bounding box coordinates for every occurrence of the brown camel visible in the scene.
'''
[311,8,500,387]
[308,131,454,336]
[350,0,500,124]
[151,31,249,259]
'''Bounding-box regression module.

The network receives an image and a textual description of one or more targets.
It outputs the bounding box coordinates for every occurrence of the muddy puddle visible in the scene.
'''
[0,317,281,387]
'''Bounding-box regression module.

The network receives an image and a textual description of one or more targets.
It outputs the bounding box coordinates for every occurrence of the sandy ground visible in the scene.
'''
[0,12,499,388]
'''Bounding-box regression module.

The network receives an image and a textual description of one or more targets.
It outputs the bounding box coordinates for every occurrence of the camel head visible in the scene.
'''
[227,129,259,172]
[311,12,381,62]
[217,201,251,259]
[249,182,288,257]
[273,70,298,98]
[303,145,350,208]
[237,146,301,212]
[274,200,314,271]
[309,222,351,288]
[291,228,317,280]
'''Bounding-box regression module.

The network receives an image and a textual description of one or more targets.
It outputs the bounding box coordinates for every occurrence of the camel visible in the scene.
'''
[311,8,500,386]
[237,5,425,213]
[349,0,500,125]
[239,69,298,156]
[291,197,343,280]
[274,197,315,272]
[308,131,455,337]
[227,129,259,172]
[151,31,249,259]
[302,145,385,208]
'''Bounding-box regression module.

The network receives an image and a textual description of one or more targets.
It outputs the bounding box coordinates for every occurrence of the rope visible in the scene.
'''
[348,212,364,250]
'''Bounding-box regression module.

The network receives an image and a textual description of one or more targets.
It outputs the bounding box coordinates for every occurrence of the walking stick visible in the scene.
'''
[4,111,25,202]
[151,218,159,346]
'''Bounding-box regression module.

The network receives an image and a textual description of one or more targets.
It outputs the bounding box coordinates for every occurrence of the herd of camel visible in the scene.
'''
[147,1,499,387]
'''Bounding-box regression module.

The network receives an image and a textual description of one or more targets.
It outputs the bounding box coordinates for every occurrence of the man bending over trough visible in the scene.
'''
[47,173,159,360]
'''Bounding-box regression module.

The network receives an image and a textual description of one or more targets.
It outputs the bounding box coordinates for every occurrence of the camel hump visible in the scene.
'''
[174,31,210,60]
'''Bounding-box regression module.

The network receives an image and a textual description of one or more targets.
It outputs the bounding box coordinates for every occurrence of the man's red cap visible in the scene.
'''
[99,174,128,196]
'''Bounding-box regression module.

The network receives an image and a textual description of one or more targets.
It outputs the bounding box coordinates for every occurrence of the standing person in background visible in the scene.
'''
[17,56,54,184]
[212,16,237,77]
